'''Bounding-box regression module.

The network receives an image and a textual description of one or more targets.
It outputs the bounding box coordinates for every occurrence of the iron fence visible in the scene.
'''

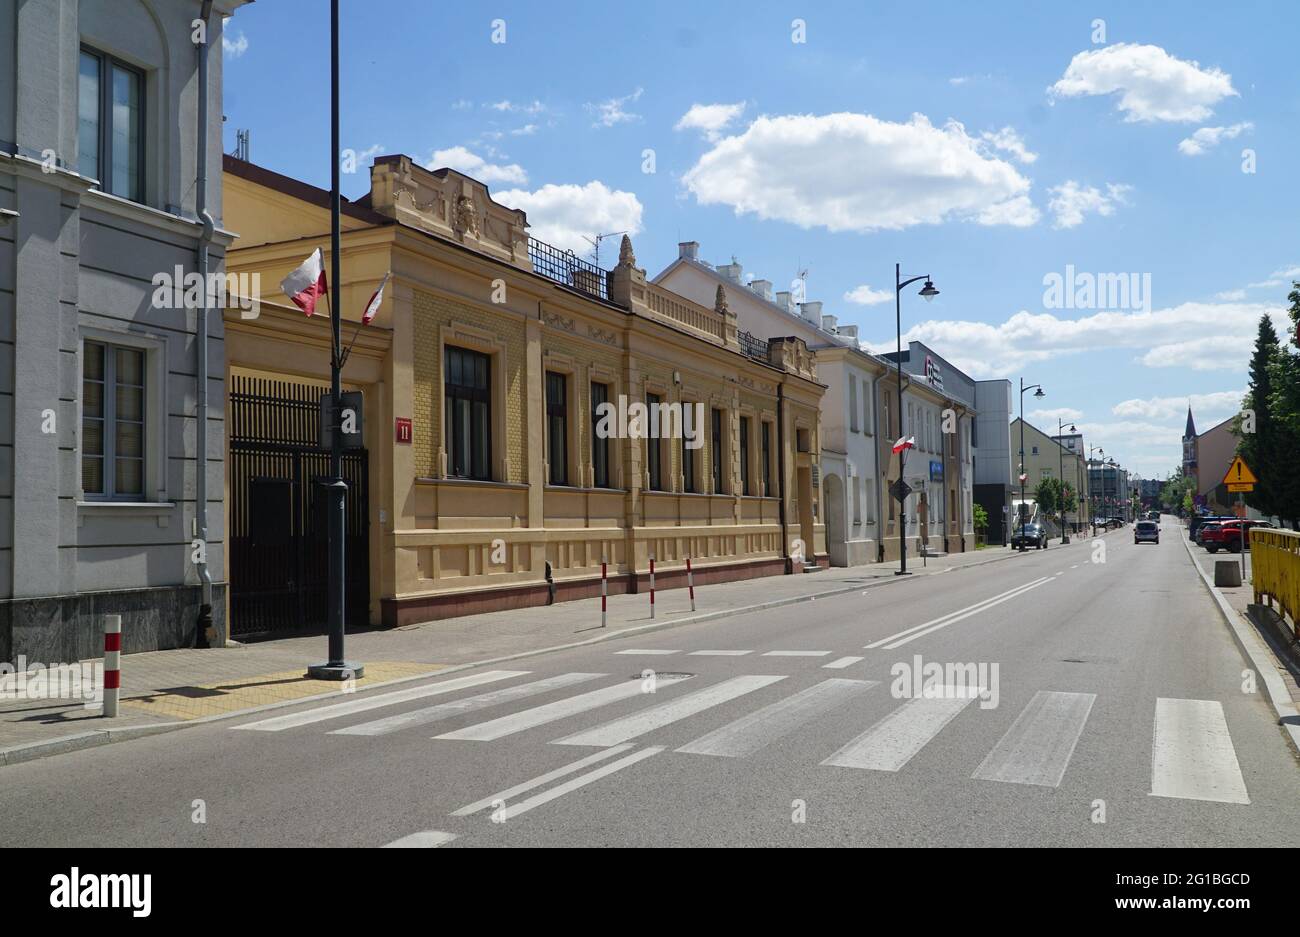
[738,330,769,360]
[528,237,609,302]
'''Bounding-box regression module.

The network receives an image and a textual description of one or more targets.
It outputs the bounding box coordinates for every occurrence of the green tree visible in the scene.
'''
[1237,314,1282,519]
[972,502,988,534]
[1269,281,1300,528]
[1034,477,1060,517]
[1161,470,1195,514]
[1059,482,1078,516]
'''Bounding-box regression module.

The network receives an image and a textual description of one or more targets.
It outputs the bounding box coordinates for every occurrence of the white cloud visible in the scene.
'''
[495,181,643,254]
[1029,407,1085,423]
[1214,288,1247,301]
[949,74,992,86]
[675,102,747,141]
[1049,43,1237,123]
[1111,390,1244,421]
[1138,335,1257,370]
[980,126,1037,164]
[1246,265,1300,290]
[487,99,548,115]
[222,31,248,57]
[587,88,643,128]
[427,146,528,185]
[452,99,474,111]
[1178,122,1253,156]
[511,124,538,136]
[681,112,1038,233]
[843,285,893,306]
[1046,181,1131,229]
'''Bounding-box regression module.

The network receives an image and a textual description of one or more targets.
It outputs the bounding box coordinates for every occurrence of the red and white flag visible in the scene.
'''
[280,247,327,316]
[892,435,916,454]
[361,271,391,325]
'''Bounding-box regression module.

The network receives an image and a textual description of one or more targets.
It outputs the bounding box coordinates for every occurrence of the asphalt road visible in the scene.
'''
[8,517,1299,847]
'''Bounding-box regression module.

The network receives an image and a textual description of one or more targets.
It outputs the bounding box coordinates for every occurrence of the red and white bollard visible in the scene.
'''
[102,614,121,718]
[649,553,656,620]
[600,557,608,629]
[686,556,696,612]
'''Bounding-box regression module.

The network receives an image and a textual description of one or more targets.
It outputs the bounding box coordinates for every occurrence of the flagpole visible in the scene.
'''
[309,0,362,680]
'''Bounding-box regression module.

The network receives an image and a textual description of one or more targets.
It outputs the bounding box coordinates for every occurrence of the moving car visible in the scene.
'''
[1011,523,1048,549]
[1134,520,1159,544]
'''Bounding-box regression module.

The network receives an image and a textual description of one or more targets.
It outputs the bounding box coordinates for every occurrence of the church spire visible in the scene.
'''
[1184,405,1196,439]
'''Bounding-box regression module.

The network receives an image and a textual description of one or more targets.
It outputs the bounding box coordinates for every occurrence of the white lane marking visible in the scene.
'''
[972,690,1096,788]
[614,649,678,655]
[1151,698,1250,804]
[871,578,1052,650]
[493,747,664,821]
[1056,571,1065,575]
[233,670,528,732]
[761,650,833,657]
[822,687,978,772]
[553,675,787,747]
[434,675,691,741]
[451,745,635,816]
[1070,564,1080,569]
[688,650,753,656]
[330,673,602,736]
[823,656,865,670]
[677,679,875,758]
[864,579,1049,650]
[382,830,457,848]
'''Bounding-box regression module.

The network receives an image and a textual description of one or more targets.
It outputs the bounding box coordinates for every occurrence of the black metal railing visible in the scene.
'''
[528,237,610,302]
[738,330,769,361]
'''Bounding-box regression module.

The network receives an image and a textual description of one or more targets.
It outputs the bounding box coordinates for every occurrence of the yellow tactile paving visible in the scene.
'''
[120,661,446,721]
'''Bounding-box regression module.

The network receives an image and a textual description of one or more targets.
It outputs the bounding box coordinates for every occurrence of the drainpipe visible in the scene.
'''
[193,0,215,648]
[777,382,790,574]
[871,376,884,563]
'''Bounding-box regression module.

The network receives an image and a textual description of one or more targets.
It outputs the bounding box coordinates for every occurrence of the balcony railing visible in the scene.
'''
[528,237,609,302]
[737,330,769,361]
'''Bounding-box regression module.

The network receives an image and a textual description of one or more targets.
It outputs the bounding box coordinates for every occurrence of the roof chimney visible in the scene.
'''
[678,241,699,261]
[749,279,773,301]
[799,301,822,325]
[775,291,794,313]
[717,260,743,283]
[821,314,837,333]
[836,324,858,345]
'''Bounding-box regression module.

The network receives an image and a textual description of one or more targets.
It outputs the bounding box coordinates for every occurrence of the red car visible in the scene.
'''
[1204,520,1272,553]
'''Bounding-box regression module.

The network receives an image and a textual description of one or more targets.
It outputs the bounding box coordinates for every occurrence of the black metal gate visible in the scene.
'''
[229,375,370,640]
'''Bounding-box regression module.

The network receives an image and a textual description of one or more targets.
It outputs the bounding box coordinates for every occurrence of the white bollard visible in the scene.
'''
[102,614,122,718]
[600,557,608,629]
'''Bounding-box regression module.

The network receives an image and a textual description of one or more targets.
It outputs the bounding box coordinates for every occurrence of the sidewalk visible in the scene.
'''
[0,534,1107,765]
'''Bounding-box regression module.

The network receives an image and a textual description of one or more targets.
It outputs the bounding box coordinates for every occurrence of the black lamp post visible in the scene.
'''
[1017,378,1044,552]
[1087,445,1103,534]
[892,264,939,575]
[1058,419,1076,543]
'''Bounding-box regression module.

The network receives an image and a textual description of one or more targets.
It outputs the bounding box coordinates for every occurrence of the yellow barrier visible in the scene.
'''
[1251,527,1300,636]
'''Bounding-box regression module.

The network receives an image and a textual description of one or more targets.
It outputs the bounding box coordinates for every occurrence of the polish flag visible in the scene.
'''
[280,247,327,316]
[892,435,916,454]
[361,272,391,325]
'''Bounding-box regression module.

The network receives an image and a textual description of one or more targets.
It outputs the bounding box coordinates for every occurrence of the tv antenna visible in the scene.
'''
[584,230,628,268]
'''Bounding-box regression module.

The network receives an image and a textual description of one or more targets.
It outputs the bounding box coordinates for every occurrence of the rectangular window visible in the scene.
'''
[682,403,697,493]
[761,421,772,496]
[711,408,724,494]
[82,341,145,499]
[849,375,859,432]
[739,416,751,496]
[863,383,872,434]
[79,47,143,202]
[444,345,491,480]
[646,392,663,491]
[546,371,567,486]
[591,381,610,488]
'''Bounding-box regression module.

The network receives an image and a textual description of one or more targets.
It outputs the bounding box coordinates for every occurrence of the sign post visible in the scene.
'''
[1222,456,1258,582]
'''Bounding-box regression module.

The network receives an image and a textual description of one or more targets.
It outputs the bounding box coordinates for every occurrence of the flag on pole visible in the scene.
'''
[892,435,916,454]
[361,271,391,325]
[280,247,327,316]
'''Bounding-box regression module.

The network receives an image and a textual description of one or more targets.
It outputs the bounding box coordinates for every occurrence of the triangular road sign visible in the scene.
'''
[1223,455,1258,486]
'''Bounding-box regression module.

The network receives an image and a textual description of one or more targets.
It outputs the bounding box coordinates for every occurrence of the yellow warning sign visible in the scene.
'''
[1223,456,1258,487]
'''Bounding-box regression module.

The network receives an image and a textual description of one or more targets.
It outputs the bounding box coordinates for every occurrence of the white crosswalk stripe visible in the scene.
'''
[452,745,635,817]
[233,670,529,732]
[434,674,692,741]
[972,690,1095,787]
[1151,698,1249,804]
[823,687,978,772]
[822,656,864,670]
[553,675,786,747]
[762,650,832,657]
[614,649,678,655]
[689,650,753,656]
[382,830,457,848]
[677,679,875,758]
[487,747,664,821]
[329,673,602,736]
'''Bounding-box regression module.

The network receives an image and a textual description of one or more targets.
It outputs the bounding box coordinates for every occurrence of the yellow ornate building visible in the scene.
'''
[220,155,825,637]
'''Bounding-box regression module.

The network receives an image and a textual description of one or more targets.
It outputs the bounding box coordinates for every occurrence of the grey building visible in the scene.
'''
[973,380,1013,544]
[1,0,247,664]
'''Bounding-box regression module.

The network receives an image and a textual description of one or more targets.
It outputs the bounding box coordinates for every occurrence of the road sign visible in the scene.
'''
[1223,455,1257,487]
[890,479,912,503]
[1227,482,1254,493]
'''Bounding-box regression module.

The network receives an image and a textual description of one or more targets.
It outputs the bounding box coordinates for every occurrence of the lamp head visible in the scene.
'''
[918,279,939,302]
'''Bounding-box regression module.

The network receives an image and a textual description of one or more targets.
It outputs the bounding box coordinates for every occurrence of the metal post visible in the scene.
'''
[649,553,656,619]
[308,0,361,680]
[1018,382,1026,552]
[687,556,696,612]
[895,263,908,575]
[102,614,121,718]
[600,557,608,629]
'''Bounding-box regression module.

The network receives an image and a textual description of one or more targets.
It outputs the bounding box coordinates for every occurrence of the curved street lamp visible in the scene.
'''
[893,265,939,575]
[1058,419,1076,543]
[1017,378,1044,552]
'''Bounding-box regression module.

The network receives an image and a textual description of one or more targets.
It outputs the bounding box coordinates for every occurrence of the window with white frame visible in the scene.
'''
[79,47,144,202]
[82,341,145,499]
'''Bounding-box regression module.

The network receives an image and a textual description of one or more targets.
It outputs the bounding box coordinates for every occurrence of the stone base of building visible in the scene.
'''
[380,555,812,628]
[0,584,227,664]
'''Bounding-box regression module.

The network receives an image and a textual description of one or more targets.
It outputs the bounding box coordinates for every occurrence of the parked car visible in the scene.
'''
[1011,523,1048,549]
[1134,520,1159,544]
[1189,514,1232,541]
[1214,520,1273,553]
[1198,522,1225,549]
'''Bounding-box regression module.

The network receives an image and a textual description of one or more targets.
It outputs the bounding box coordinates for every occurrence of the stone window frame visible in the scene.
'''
[437,322,509,482]
[542,350,582,488]
[708,393,732,496]
[643,376,673,493]
[587,363,622,491]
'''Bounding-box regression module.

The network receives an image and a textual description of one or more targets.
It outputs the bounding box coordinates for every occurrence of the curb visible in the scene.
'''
[0,534,1086,769]
[1181,536,1300,754]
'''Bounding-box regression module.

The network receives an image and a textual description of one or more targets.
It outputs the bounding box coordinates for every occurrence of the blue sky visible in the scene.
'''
[220,1,1300,478]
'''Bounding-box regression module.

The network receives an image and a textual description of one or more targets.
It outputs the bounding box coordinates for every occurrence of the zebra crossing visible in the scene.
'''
[234,669,1253,812]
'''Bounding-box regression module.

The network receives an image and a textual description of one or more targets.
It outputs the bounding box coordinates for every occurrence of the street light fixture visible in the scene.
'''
[893,264,939,576]
[1058,419,1076,544]
[1016,378,1044,552]
[1087,445,1104,534]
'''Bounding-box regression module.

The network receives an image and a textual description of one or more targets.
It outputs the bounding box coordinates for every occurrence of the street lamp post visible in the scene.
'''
[1087,445,1104,535]
[1017,377,1045,552]
[1058,419,1076,543]
[892,263,939,576]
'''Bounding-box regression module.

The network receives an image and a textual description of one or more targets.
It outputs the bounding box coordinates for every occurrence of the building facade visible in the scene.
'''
[1010,418,1087,532]
[1,0,246,662]
[973,379,1013,544]
[222,157,826,637]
